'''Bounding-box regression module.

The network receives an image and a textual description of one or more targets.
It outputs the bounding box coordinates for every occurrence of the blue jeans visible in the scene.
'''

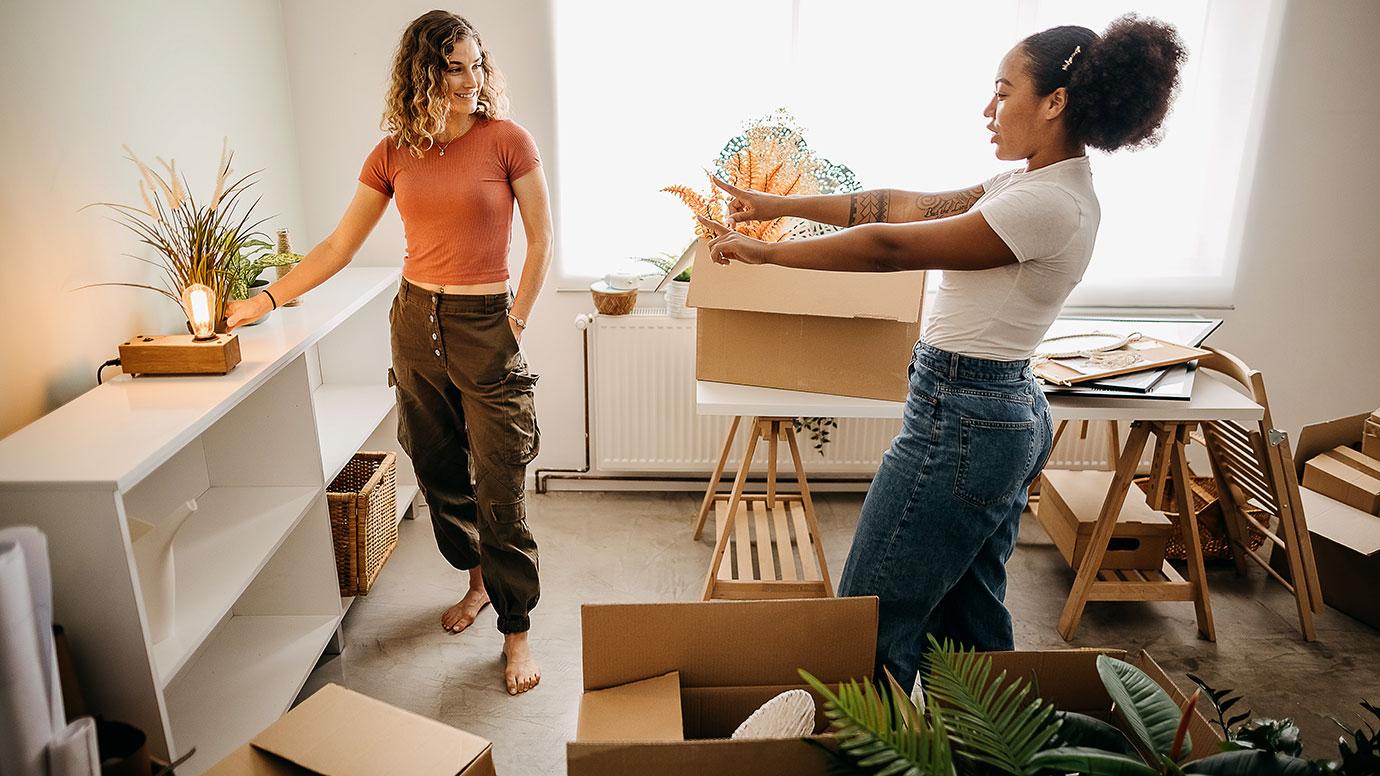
[838,342,1054,691]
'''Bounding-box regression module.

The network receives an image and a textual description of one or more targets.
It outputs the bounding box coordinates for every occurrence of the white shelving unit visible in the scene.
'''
[0,267,419,773]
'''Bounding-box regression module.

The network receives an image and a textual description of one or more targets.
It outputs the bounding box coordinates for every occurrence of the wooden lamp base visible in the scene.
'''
[118,333,242,376]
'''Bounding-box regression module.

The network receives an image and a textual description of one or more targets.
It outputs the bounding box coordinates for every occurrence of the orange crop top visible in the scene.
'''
[358,119,542,285]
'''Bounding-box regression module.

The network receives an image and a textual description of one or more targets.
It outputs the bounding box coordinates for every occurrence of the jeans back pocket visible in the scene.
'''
[954,417,1038,508]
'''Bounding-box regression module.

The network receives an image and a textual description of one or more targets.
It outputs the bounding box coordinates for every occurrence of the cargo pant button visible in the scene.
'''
[434,349,441,357]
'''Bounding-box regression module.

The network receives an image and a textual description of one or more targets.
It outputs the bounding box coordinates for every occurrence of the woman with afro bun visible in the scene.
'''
[701,15,1186,691]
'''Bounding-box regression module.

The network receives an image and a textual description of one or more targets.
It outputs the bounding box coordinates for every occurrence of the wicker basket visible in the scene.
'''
[327,452,399,596]
[1134,475,1267,562]
[590,282,638,315]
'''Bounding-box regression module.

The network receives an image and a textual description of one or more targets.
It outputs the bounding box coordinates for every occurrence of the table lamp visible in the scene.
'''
[117,283,242,376]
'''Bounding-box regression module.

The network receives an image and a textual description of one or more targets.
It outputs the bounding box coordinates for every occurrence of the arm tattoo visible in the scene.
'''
[847,190,890,226]
[915,185,984,220]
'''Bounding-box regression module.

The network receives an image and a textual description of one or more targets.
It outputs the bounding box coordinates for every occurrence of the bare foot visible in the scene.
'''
[502,632,541,695]
[441,587,490,633]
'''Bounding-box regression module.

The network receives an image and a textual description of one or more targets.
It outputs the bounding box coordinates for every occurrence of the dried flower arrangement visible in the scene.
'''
[82,139,275,327]
[662,109,861,244]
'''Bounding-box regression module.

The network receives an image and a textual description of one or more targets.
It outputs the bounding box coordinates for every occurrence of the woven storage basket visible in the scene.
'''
[1134,474,1267,562]
[327,451,399,596]
[590,283,638,315]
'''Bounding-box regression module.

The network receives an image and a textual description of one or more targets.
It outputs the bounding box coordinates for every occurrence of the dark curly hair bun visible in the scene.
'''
[1023,15,1187,152]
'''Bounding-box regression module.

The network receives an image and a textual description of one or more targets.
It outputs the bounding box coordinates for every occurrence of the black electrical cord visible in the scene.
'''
[97,358,121,385]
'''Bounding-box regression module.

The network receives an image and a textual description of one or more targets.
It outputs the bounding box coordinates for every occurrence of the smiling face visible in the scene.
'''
[443,36,484,117]
[982,46,1070,162]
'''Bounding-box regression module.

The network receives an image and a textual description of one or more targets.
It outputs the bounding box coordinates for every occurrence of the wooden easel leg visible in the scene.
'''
[1265,438,1320,637]
[1170,424,1215,641]
[694,415,741,540]
[1274,437,1324,614]
[785,424,833,596]
[1106,421,1121,472]
[1145,426,1175,511]
[703,419,762,600]
[767,419,780,508]
[1058,422,1153,641]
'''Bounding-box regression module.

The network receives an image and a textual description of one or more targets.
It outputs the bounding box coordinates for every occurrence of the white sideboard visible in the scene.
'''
[0,267,418,773]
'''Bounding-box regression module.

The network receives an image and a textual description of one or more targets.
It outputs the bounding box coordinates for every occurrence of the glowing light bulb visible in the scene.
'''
[181,283,217,341]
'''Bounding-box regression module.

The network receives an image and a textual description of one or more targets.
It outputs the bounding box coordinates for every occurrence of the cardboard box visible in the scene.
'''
[1302,445,1380,515]
[1363,409,1380,459]
[1277,413,1380,629]
[567,597,1217,775]
[1037,470,1173,570]
[206,684,495,776]
[686,240,925,401]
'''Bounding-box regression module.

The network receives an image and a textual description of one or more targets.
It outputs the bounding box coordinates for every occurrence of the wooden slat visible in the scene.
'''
[1218,463,1281,512]
[752,500,774,581]
[734,499,753,581]
[1087,580,1195,601]
[711,580,828,600]
[713,494,806,504]
[771,504,797,581]
[1205,419,1253,448]
[789,501,820,582]
[767,421,779,507]
[713,501,732,580]
[1209,437,1276,495]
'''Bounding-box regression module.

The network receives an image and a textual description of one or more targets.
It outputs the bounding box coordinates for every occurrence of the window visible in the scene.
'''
[552,1,1283,307]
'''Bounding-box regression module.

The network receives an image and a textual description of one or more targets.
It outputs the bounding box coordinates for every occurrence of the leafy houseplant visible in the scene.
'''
[803,637,1380,775]
[82,139,272,331]
[636,250,694,319]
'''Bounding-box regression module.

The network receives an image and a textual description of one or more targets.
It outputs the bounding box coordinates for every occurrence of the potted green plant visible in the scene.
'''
[81,139,272,333]
[802,638,1380,775]
[636,248,694,319]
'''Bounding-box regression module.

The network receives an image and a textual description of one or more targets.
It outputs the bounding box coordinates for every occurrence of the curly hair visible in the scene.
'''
[382,10,510,158]
[1021,15,1187,153]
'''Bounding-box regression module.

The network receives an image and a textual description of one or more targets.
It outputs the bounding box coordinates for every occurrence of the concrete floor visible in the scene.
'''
[302,492,1380,775]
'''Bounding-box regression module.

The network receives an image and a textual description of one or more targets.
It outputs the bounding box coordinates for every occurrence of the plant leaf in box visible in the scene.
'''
[1096,655,1189,760]
[923,637,1061,775]
[1028,746,1160,775]
[1054,711,1139,756]
[1180,750,1318,775]
[798,668,955,775]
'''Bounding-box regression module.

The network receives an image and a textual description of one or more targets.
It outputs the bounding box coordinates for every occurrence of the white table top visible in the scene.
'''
[697,372,1263,424]
[0,267,401,491]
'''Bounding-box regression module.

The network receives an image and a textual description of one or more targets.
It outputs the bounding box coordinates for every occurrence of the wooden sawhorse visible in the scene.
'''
[693,416,833,600]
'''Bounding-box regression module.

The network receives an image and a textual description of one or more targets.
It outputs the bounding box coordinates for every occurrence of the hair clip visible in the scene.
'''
[1061,45,1082,71]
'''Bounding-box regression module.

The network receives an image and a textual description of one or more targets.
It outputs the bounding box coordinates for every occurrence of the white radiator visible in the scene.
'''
[586,312,900,475]
[585,312,1125,476]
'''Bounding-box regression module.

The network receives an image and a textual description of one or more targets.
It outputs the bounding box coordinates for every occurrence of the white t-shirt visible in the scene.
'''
[923,155,1100,362]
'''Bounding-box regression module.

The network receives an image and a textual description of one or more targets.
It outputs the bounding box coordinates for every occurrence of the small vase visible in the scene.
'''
[664,280,694,319]
[128,499,198,644]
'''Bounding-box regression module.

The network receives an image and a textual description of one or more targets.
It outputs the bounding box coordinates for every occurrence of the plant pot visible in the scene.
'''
[664,279,694,318]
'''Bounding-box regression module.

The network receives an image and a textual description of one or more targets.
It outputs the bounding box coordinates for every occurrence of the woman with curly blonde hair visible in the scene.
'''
[226,9,551,695]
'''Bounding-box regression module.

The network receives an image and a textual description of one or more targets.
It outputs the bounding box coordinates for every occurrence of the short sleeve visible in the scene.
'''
[977,182,1081,263]
[499,122,542,182]
[359,139,394,198]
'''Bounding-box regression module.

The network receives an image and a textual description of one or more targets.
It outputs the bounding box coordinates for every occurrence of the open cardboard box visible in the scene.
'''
[567,597,1216,775]
[686,239,925,401]
[1275,413,1380,629]
[206,683,495,776]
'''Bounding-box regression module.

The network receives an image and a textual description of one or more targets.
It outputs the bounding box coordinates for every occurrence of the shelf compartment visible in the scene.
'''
[164,613,339,771]
[313,383,395,484]
[149,486,322,685]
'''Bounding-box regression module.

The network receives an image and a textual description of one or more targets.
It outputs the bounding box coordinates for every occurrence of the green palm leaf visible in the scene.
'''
[922,637,1063,775]
[1029,746,1160,775]
[1096,655,1188,759]
[799,669,955,776]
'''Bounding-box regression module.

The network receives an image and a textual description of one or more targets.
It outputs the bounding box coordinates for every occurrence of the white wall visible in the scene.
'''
[6,0,1380,469]
[0,0,306,439]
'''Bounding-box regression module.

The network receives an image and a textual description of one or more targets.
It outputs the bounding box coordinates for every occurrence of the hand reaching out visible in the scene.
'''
[696,215,771,266]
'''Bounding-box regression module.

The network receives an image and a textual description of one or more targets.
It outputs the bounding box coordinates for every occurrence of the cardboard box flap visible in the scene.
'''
[577,671,685,742]
[1295,414,1371,479]
[581,597,877,691]
[251,684,490,776]
[1042,470,1170,526]
[1298,488,1380,556]
[686,240,924,322]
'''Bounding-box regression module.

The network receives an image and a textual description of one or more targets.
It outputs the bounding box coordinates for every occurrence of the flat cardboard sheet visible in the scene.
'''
[686,240,924,322]
[577,672,684,742]
[1034,335,1210,387]
[227,684,492,776]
